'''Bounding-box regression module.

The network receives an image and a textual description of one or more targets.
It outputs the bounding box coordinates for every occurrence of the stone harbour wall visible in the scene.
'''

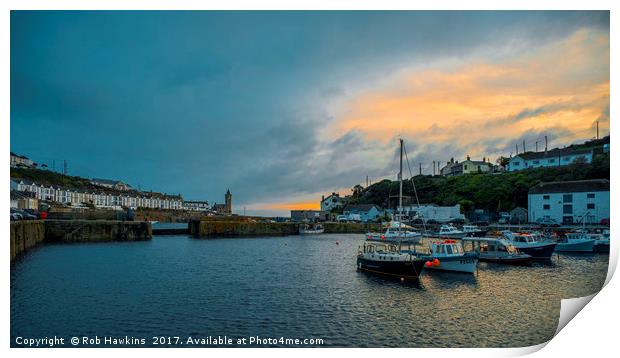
[10,220,152,262]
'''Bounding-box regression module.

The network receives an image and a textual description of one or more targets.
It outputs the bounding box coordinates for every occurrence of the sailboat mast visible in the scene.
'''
[399,138,403,220]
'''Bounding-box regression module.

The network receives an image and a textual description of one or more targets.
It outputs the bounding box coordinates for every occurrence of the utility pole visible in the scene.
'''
[419,163,422,176]
[523,140,526,153]
[366,175,369,187]
[52,160,55,172]
[432,161,436,176]
[545,136,548,152]
[63,160,67,175]
[596,121,599,139]
[516,144,519,154]
[535,141,538,152]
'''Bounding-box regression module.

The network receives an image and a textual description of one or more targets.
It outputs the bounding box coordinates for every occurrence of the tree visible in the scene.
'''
[351,184,364,197]
[496,156,510,168]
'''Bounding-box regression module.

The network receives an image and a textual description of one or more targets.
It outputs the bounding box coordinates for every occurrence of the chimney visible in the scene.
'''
[467,155,471,161]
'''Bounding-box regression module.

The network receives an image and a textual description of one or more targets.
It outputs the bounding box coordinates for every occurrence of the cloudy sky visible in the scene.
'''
[11,11,609,216]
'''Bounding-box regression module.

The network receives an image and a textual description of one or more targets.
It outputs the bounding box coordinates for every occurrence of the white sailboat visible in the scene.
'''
[365,139,421,244]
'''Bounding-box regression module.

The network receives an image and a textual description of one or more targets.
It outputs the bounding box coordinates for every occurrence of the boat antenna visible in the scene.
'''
[403,143,426,232]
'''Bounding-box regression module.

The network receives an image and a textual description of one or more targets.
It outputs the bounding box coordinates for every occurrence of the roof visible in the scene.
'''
[343,204,379,212]
[91,178,123,185]
[514,148,592,161]
[529,179,609,194]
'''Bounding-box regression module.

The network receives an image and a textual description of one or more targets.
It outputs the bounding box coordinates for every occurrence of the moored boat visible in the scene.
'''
[420,239,479,274]
[432,224,466,239]
[501,230,557,260]
[462,225,488,237]
[299,223,324,235]
[366,221,422,243]
[555,232,596,253]
[593,230,610,253]
[462,237,532,265]
[357,241,427,281]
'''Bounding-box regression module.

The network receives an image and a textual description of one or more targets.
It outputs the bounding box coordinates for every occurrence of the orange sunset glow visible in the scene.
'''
[326,28,609,159]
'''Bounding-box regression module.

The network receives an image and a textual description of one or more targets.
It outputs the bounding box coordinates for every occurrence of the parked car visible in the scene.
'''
[449,218,466,224]
[336,215,348,222]
[535,217,560,227]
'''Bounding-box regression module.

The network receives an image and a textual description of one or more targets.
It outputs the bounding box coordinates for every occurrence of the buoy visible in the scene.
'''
[381,235,385,240]
[400,277,405,284]
[336,241,340,245]
[425,261,432,267]
[433,259,440,266]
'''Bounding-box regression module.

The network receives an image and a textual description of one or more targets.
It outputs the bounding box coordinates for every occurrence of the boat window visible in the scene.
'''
[446,245,453,254]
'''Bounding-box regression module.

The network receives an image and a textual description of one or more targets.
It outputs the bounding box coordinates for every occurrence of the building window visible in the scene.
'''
[563,194,573,203]
[587,193,595,199]
[587,203,595,210]
[513,162,520,166]
[543,204,550,210]
[563,205,573,214]
[543,195,550,200]
[464,165,468,170]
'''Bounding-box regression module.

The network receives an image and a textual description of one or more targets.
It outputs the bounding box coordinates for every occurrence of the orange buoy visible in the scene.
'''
[433,259,440,266]
[425,261,432,267]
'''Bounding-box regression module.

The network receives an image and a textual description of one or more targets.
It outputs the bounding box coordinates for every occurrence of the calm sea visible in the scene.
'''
[10,233,608,348]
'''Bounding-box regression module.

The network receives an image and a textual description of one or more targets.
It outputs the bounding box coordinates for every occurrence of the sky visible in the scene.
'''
[11,11,610,216]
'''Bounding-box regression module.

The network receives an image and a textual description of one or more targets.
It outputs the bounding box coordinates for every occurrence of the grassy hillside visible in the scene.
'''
[346,152,610,214]
[11,167,101,190]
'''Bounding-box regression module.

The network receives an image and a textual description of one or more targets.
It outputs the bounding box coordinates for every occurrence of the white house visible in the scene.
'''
[320,192,346,211]
[440,157,494,176]
[13,179,184,211]
[401,204,465,223]
[184,200,210,211]
[528,179,610,224]
[507,148,593,172]
[10,152,36,168]
[343,204,382,222]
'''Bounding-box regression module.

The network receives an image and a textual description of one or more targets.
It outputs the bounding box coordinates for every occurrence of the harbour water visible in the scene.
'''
[11,233,608,347]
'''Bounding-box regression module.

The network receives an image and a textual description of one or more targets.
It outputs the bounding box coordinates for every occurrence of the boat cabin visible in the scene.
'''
[430,239,465,257]
[463,238,520,254]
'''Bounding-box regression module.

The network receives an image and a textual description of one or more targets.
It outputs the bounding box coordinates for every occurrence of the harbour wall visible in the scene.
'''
[323,222,381,234]
[10,220,45,262]
[190,220,299,237]
[189,220,382,237]
[10,220,152,262]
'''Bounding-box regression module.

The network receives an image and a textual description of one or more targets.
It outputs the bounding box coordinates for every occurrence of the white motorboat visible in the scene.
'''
[462,224,488,237]
[299,223,324,235]
[555,232,596,252]
[501,231,557,260]
[366,221,422,243]
[462,237,532,265]
[433,224,466,239]
[421,239,479,274]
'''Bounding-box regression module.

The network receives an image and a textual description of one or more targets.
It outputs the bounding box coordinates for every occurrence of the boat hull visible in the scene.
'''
[424,254,479,274]
[356,256,426,280]
[555,239,596,252]
[300,229,324,234]
[594,241,610,253]
[478,254,532,266]
[464,230,488,237]
[514,243,557,260]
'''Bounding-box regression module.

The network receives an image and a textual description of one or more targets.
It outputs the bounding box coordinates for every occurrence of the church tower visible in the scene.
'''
[225,189,232,214]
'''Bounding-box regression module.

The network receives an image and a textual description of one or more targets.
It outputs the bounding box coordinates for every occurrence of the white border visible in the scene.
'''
[2,1,617,357]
